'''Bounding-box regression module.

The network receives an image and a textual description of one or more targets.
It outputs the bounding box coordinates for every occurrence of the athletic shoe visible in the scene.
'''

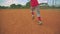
[32,15,35,20]
[38,21,42,25]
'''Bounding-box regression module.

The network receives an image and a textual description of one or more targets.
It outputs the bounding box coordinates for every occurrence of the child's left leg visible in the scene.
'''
[35,5,42,24]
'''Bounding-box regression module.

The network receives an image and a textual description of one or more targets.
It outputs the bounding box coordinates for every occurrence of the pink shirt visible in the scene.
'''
[30,0,39,7]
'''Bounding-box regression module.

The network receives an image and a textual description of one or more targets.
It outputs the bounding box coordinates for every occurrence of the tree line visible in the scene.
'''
[0,2,30,9]
[0,1,60,9]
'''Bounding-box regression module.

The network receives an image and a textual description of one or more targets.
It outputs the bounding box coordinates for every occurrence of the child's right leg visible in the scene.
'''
[31,7,35,20]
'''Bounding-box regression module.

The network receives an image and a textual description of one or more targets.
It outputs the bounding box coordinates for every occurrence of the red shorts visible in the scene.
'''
[30,0,39,7]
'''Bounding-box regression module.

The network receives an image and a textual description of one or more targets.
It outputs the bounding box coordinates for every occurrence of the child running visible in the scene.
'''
[30,0,42,25]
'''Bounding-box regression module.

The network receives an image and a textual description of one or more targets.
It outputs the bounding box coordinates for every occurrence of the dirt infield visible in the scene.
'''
[0,9,60,34]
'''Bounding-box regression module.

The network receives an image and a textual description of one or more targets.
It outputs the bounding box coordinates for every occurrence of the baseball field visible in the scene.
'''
[0,9,60,34]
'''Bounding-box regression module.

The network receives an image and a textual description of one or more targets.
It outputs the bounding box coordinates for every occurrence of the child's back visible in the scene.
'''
[30,0,39,7]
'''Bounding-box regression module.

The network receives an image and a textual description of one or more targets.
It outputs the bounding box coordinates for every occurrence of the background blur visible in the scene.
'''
[0,0,60,9]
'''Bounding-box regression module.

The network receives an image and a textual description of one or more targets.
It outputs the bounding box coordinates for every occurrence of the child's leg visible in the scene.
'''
[31,7,35,19]
[35,5,42,24]
[31,7,34,16]
[35,5,42,22]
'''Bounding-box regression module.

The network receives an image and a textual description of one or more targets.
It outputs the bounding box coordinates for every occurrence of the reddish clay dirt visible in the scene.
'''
[0,9,60,34]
